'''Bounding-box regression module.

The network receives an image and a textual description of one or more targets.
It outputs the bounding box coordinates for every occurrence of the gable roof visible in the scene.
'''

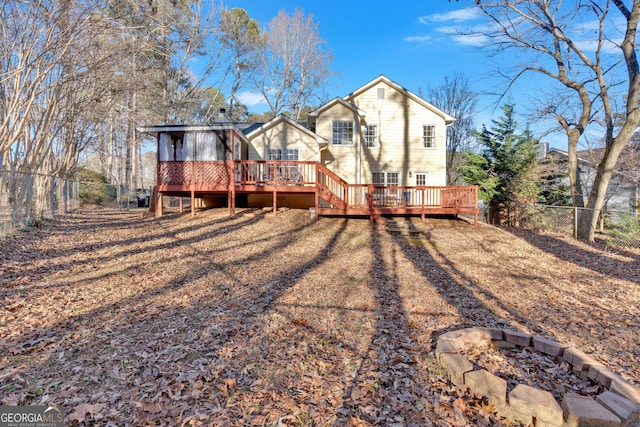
[245,114,328,145]
[547,147,639,183]
[307,97,366,118]
[343,74,456,125]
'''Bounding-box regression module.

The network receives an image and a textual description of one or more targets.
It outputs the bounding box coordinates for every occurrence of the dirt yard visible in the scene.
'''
[1,207,638,426]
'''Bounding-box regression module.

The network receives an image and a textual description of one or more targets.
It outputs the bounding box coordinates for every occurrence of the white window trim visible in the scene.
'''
[414,172,429,186]
[332,120,354,146]
[364,124,379,148]
[267,148,282,160]
[422,124,437,149]
[283,148,299,160]
[372,171,400,187]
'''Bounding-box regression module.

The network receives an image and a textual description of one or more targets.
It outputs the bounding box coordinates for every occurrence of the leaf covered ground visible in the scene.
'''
[1,207,638,426]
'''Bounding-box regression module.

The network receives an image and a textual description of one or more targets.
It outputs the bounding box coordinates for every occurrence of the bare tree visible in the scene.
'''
[255,8,333,120]
[421,72,478,185]
[473,0,640,242]
[219,8,262,120]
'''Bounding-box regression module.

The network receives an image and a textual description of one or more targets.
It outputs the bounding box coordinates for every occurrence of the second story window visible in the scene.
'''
[364,124,378,148]
[422,125,436,148]
[332,121,354,145]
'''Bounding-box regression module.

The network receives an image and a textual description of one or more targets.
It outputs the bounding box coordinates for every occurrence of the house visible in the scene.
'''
[139,75,478,223]
[544,146,639,219]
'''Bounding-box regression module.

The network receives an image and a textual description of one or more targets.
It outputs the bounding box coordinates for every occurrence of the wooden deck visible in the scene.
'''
[155,160,479,224]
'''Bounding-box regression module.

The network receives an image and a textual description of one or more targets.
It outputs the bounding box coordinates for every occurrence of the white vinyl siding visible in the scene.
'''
[248,118,320,162]
[332,121,354,145]
[315,79,448,186]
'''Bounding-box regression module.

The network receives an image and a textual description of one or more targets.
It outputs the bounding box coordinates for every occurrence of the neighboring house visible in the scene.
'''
[139,75,478,222]
[544,147,639,218]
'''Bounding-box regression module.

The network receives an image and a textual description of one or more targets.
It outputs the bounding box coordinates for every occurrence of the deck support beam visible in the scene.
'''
[156,192,163,218]
[228,189,235,216]
[272,191,277,216]
[190,190,195,216]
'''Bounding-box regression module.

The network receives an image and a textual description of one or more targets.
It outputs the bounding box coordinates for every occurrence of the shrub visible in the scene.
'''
[75,168,110,205]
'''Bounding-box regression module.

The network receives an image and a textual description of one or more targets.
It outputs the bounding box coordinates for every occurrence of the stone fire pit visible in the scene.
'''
[436,327,640,426]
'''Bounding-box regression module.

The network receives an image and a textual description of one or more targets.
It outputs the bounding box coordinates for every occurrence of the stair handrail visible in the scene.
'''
[315,162,349,208]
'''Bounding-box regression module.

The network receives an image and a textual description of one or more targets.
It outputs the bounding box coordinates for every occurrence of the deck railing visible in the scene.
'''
[157,160,478,212]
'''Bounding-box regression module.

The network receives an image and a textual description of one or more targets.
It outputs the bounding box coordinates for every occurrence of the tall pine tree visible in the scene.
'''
[462,104,540,225]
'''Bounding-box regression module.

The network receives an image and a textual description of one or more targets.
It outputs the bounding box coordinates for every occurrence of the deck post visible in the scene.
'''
[368,184,374,222]
[190,189,195,216]
[421,188,425,221]
[229,162,236,216]
[156,192,163,217]
[179,197,184,213]
[474,186,479,227]
[272,191,277,216]
[228,190,235,216]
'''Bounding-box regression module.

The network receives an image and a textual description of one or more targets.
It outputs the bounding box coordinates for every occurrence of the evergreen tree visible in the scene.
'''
[461,104,541,225]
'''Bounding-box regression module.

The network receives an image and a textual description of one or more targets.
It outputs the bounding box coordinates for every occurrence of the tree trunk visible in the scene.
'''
[577,133,633,241]
[488,200,501,225]
[566,129,585,208]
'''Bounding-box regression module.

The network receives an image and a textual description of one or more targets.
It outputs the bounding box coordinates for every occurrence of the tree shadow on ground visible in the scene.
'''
[506,227,640,284]
[0,210,355,424]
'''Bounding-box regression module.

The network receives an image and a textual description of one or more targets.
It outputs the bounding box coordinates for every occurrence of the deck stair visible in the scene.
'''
[317,186,346,209]
[386,218,422,237]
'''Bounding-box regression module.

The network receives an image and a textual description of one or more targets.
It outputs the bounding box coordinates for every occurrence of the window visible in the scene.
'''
[268,148,282,160]
[195,132,216,161]
[234,137,241,160]
[422,125,436,148]
[267,148,300,181]
[159,133,172,161]
[268,148,299,160]
[372,172,385,186]
[332,121,354,145]
[372,171,399,186]
[364,124,378,148]
[415,172,429,186]
[377,88,385,99]
[283,148,299,160]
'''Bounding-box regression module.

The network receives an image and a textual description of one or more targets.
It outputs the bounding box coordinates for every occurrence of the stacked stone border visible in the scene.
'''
[436,327,640,426]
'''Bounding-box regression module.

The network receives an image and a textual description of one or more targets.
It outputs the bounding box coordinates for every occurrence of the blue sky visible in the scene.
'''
[218,0,574,148]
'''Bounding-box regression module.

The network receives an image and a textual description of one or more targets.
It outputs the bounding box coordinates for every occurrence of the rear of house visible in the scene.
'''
[140,75,477,222]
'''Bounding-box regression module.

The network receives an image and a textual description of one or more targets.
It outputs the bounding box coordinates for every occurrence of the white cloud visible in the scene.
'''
[450,33,489,47]
[419,8,480,24]
[237,91,266,107]
[574,38,621,55]
[403,35,432,43]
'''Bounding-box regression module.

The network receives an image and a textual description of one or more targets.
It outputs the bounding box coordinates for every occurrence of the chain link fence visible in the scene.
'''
[462,203,639,248]
[523,204,640,248]
[0,170,80,239]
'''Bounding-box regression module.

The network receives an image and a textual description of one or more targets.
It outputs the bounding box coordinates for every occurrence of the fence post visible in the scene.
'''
[573,207,578,239]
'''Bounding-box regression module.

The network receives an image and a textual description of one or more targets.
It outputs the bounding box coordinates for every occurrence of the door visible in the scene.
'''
[414,172,429,206]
